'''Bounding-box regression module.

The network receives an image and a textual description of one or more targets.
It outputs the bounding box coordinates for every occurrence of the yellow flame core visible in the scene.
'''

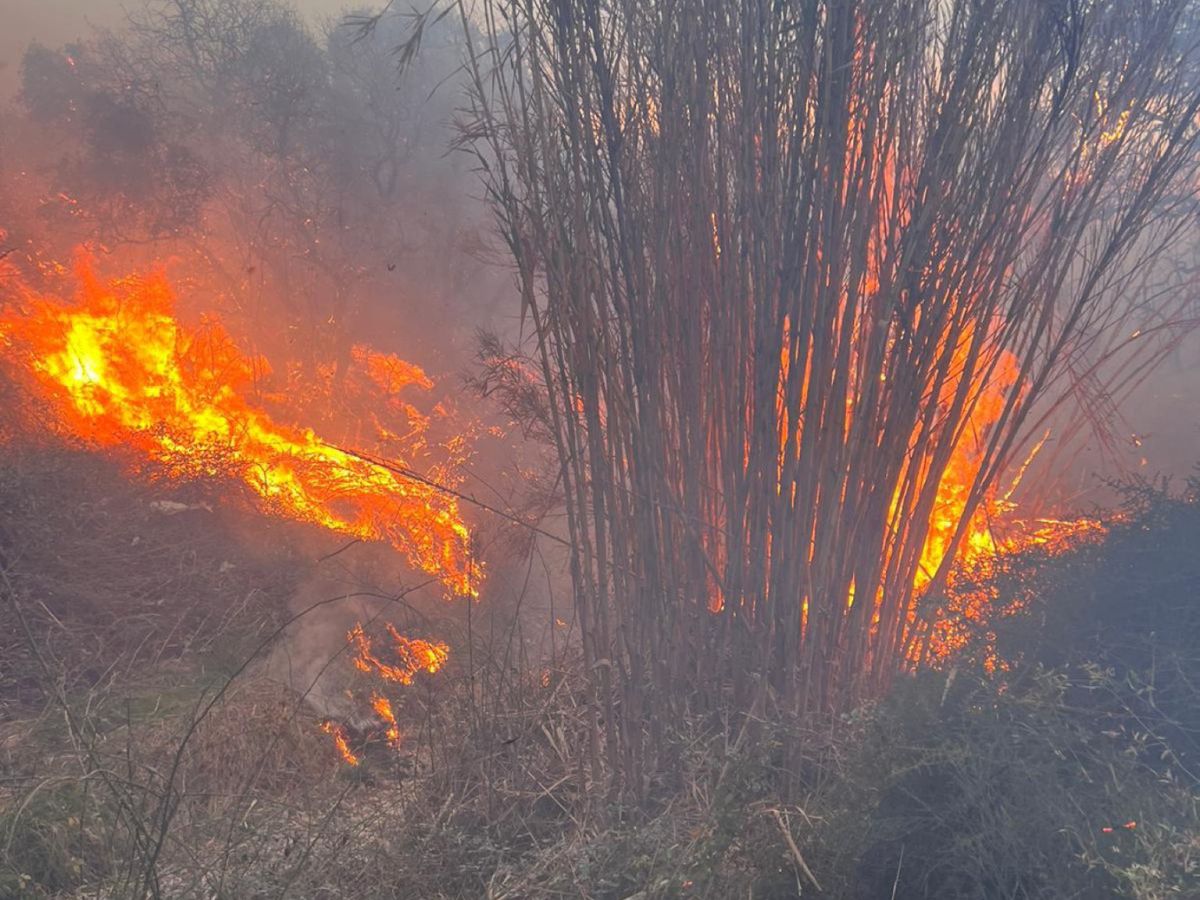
[2,261,480,597]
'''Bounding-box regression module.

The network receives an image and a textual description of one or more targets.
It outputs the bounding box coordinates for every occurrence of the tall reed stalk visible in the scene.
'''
[450,0,1200,795]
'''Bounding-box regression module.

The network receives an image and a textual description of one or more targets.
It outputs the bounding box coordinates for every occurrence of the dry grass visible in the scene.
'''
[2,439,1196,899]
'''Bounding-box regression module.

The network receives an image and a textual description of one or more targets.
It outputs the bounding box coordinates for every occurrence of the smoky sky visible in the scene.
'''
[2,0,349,96]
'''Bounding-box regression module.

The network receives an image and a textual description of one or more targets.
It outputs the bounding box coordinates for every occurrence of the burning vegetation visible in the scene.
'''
[0,247,479,765]
[2,0,1200,897]
[464,0,1200,794]
[0,255,480,598]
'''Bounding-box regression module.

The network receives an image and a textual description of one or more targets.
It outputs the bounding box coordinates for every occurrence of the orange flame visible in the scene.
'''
[348,622,449,685]
[321,623,447,764]
[370,692,402,749]
[320,721,359,767]
[0,258,480,596]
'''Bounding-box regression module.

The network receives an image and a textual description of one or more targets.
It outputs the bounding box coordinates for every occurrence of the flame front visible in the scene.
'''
[0,258,480,597]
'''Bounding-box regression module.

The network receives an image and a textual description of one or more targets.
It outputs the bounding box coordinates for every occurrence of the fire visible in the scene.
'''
[348,622,449,685]
[320,721,359,767]
[917,402,1101,593]
[765,303,1101,634]
[916,508,1108,667]
[318,623,447,763]
[714,316,1103,635]
[370,692,402,749]
[900,340,1107,663]
[906,349,1099,591]
[0,256,480,597]
[0,249,469,767]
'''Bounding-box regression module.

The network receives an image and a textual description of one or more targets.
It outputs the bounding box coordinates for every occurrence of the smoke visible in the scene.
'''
[1,0,573,729]
[4,2,1195,703]
[1,2,118,97]
[2,2,360,97]
[3,0,516,372]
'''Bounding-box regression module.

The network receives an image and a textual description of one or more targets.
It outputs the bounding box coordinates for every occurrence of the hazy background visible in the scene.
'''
[3,0,1198,487]
[3,0,347,96]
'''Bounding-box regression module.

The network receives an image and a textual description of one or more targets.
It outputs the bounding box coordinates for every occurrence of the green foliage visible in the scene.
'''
[0,779,116,897]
